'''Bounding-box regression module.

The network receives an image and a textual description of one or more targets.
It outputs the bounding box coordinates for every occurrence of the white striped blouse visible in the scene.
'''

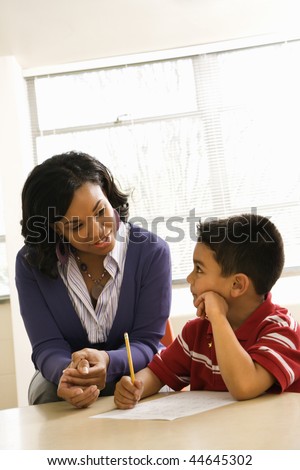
[58,222,129,343]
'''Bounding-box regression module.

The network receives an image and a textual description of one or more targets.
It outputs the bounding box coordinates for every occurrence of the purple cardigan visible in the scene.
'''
[15,225,172,385]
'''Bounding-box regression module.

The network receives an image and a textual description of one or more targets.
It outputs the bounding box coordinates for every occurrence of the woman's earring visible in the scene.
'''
[113,209,120,231]
[55,236,69,265]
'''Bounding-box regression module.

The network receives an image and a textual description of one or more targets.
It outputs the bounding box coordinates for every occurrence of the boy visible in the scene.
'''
[114,213,300,408]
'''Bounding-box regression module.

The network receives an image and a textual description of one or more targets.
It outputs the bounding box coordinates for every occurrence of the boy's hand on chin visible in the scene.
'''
[195,291,228,322]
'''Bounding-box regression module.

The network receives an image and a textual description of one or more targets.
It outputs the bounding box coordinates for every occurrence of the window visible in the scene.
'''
[26,39,300,281]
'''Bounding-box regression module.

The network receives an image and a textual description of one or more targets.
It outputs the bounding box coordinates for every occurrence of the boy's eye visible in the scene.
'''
[196,265,202,273]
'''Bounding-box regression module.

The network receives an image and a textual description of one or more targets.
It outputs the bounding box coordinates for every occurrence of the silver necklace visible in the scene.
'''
[74,251,107,300]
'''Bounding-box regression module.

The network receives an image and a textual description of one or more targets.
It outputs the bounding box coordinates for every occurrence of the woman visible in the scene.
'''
[16,151,172,408]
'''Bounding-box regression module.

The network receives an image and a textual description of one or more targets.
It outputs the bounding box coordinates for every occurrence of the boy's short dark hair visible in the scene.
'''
[197,213,285,295]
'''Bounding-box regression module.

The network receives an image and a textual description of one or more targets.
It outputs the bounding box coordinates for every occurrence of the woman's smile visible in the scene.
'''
[93,231,112,248]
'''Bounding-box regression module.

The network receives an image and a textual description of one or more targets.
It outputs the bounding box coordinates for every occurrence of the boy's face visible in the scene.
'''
[186,242,232,305]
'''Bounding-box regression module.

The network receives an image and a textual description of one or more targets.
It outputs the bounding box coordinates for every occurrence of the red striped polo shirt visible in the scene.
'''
[148,293,300,393]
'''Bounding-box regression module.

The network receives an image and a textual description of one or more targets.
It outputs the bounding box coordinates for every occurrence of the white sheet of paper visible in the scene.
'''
[91,391,235,421]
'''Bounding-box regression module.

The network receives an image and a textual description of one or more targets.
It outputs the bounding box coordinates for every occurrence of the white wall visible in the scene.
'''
[1,0,300,406]
[0,57,35,406]
[1,0,300,70]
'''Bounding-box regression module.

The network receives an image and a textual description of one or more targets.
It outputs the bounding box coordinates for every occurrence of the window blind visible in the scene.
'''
[25,40,300,281]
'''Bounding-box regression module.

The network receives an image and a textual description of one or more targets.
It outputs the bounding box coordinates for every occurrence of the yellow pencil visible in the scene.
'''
[124,332,135,383]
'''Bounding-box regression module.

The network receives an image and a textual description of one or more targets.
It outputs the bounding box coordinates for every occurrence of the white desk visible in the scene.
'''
[0,392,299,450]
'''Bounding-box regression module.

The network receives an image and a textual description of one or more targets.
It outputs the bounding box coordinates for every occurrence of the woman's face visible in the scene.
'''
[54,182,117,255]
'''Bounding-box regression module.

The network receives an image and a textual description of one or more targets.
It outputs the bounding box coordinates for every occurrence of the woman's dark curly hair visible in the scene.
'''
[21,151,130,278]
